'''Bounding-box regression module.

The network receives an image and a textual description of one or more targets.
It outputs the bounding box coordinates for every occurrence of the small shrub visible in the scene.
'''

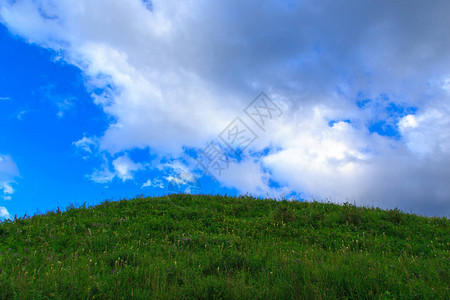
[273,206,296,223]
[340,203,362,226]
[384,208,404,224]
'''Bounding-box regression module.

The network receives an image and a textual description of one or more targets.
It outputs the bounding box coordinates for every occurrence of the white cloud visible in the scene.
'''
[112,155,143,182]
[399,115,418,129]
[158,161,196,183]
[141,178,164,189]
[158,160,204,193]
[0,206,10,219]
[2,0,450,215]
[154,178,164,189]
[399,100,450,155]
[219,159,272,196]
[0,182,14,195]
[73,135,99,157]
[38,84,77,118]
[0,155,18,178]
[56,98,74,118]
[0,154,19,201]
[88,166,115,184]
[88,154,143,183]
[17,110,28,120]
[164,175,183,186]
[141,179,152,188]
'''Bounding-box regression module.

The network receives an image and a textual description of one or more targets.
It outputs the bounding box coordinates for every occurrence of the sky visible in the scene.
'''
[1,0,450,219]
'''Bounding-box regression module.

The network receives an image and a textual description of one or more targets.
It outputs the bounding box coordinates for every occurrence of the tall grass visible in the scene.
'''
[0,194,448,299]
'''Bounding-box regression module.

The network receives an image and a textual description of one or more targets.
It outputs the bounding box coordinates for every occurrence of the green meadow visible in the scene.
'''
[0,194,448,299]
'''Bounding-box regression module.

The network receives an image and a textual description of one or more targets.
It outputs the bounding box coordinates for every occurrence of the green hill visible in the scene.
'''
[0,194,449,299]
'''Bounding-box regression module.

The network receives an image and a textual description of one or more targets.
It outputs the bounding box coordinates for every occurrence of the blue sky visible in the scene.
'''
[0,25,160,216]
[0,24,236,219]
[1,0,450,219]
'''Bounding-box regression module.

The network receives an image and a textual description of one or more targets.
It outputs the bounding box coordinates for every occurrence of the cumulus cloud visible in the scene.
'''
[0,206,10,219]
[112,155,143,181]
[73,134,99,158]
[2,0,450,215]
[218,158,272,196]
[39,84,77,118]
[155,160,203,193]
[0,182,14,195]
[88,154,143,183]
[160,161,196,187]
[399,99,450,155]
[141,179,151,188]
[141,178,164,189]
[88,165,115,184]
[0,154,19,201]
[0,154,18,178]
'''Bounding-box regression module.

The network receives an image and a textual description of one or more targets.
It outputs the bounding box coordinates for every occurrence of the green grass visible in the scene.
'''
[0,194,449,299]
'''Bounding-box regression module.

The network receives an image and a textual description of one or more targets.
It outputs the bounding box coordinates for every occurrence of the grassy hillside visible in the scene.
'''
[0,194,448,299]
